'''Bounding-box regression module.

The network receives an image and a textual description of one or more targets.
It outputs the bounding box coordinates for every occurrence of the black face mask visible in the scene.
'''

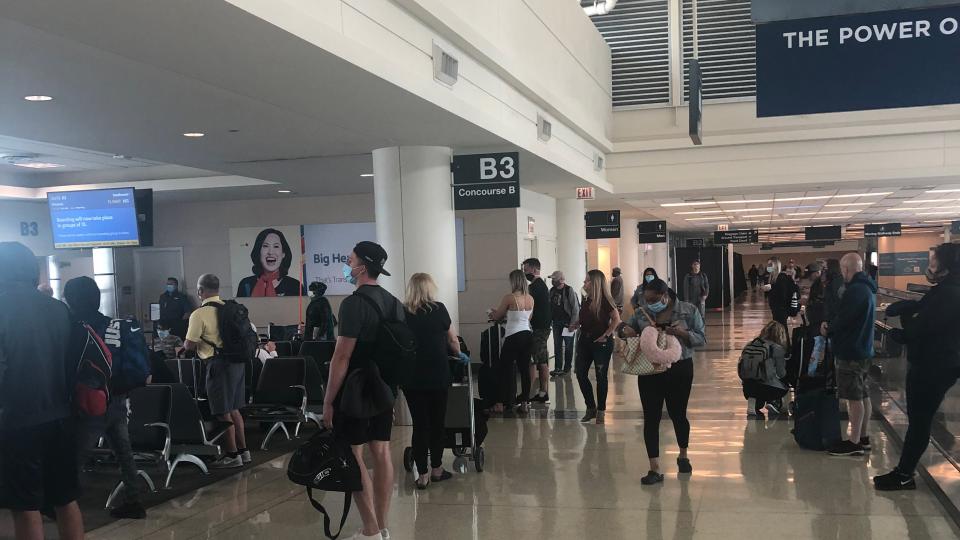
[525,273,536,282]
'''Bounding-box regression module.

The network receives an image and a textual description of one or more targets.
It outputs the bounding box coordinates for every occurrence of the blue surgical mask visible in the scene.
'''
[766,266,775,273]
[165,284,175,294]
[157,330,170,339]
[647,300,667,314]
[644,275,654,283]
[342,264,358,285]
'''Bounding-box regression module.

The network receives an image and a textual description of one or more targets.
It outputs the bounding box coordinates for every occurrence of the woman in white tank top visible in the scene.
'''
[488,270,535,414]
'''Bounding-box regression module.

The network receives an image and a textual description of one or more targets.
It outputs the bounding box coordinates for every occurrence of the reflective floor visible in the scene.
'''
[16,292,960,539]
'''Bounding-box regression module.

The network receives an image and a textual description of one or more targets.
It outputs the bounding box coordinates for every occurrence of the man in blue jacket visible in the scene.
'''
[825,253,877,457]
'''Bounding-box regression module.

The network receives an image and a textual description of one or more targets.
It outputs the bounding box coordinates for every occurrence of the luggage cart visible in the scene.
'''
[403,358,486,474]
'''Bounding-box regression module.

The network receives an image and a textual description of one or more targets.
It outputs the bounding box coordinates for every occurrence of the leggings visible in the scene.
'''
[898,364,960,475]
[405,389,449,474]
[498,331,532,405]
[637,358,694,459]
[575,337,613,411]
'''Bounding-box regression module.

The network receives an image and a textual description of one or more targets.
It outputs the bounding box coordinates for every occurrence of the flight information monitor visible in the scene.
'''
[48,188,141,249]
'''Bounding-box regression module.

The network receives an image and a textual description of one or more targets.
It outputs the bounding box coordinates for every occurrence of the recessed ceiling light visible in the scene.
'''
[360,173,374,178]
[183,132,205,138]
[823,202,876,207]
[675,210,725,215]
[927,189,960,193]
[23,95,53,102]
[902,198,959,204]
[277,189,292,194]
[12,162,63,169]
[685,217,730,221]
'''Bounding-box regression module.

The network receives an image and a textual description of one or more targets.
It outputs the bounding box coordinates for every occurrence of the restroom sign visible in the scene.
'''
[452,152,520,210]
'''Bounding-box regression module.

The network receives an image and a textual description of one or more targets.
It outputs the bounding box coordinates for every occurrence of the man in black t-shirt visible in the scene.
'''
[523,258,552,403]
[323,241,401,540]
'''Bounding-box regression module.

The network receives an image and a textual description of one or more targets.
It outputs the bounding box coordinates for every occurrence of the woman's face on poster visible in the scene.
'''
[260,233,284,274]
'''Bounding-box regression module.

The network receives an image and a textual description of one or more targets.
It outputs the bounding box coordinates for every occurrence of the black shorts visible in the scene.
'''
[0,418,81,511]
[333,407,393,446]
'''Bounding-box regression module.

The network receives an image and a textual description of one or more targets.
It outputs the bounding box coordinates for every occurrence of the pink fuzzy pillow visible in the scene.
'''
[640,326,683,367]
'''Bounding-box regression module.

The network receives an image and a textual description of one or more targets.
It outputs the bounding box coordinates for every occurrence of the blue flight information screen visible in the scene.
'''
[48,188,140,248]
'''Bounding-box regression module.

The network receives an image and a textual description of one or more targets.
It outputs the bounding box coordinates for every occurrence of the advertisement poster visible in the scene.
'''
[302,222,377,296]
[229,225,305,298]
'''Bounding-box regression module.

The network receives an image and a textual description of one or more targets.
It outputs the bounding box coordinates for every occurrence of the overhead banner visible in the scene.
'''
[585,210,621,239]
[452,152,520,210]
[756,6,960,116]
[864,223,902,237]
[303,222,377,296]
[230,225,306,298]
[714,229,759,244]
[752,0,958,23]
[638,220,667,244]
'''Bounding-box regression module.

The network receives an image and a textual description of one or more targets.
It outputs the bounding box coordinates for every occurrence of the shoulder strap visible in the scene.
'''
[354,290,386,322]
[306,488,352,540]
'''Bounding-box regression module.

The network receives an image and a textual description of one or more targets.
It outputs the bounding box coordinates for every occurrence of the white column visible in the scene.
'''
[620,218,640,296]
[372,146,460,329]
[557,198,587,290]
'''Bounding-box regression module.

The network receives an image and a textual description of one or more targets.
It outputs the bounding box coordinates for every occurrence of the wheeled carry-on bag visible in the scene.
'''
[478,322,506,407]
[791,338,841,451]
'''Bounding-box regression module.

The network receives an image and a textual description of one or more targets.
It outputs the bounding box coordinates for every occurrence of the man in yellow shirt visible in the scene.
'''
[184,274,248,468]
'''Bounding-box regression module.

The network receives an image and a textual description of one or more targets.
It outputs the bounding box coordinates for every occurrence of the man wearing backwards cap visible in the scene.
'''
[323,241,405,540]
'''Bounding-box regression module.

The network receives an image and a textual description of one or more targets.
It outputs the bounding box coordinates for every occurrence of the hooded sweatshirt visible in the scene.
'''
[829,272,877,361]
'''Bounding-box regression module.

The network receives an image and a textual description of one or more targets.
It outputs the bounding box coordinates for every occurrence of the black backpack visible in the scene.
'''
[204,300,258,363]
[353,291,417,388]
[287,429,362,539]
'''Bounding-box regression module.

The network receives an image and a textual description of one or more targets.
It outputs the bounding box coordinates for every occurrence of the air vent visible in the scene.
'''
[537,114,552,142]
[683,0,756,101]
[432,42,459,87]
[594,153,606,171]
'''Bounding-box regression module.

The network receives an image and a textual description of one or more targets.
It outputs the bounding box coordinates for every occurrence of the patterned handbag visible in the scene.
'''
[620,309,669,377]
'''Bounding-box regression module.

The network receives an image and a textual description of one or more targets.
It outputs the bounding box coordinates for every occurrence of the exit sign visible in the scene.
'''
[717,224,729,231]
[576,187,595,200]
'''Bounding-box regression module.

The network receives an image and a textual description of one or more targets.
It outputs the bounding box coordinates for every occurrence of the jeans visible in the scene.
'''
[638,358,694,459]
[898,364,960,474]
[575,337,613,411]
[405,389,448,474]
[78,396,141,505]
[552,322,574,372]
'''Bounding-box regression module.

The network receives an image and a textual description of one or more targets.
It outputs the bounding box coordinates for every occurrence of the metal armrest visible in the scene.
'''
[144,422,172,463]
[290,385,308,414]
[199,420,232,445]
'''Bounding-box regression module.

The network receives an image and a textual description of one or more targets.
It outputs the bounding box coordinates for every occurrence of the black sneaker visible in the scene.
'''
[516,393,528,404]
[859,437,872,451]
[549,370,560,377]
[562,369,572,377]
[874,469,916,491]
[828,440,865,457]
[530,393,550,403]
[641,471,664,485]
[580,409,597,423]
[110,501,146,519]
[677,457,693,474]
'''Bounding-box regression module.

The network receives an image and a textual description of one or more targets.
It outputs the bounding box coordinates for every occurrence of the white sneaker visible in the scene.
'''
[241,450,252,464]
[381,529,390,540]
[350,529,383,540]
[210,456,243,469]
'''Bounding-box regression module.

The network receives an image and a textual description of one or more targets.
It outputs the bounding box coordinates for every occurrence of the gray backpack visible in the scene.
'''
[738,338,770,381]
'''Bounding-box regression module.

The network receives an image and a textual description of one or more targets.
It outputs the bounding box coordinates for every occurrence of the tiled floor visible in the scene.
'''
[10,291,960,539]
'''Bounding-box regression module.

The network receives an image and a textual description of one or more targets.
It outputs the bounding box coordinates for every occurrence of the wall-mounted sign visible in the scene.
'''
[451,152,520,210]
[805,225,842,241]
[714,229,759,244]
[576,187,595,200]
[952,220,960,234]
[585,210,620,239]
[686,238,705,248]
[527,216,536,235]
[689,59,703,145]
[757,6,960,117]
[716,224,729,232]
[879,251,929,276]
[638,220,667,244]
[864,223,902,237]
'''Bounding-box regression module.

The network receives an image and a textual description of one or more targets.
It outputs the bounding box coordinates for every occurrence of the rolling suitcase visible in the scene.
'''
[792,341,841,450]
[478,323,508,407]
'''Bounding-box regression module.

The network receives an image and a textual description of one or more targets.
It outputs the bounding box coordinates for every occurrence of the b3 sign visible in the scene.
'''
[757,6,960,116]
[452,152,520,210]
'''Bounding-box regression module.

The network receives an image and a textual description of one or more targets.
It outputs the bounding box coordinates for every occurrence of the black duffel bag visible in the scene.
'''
[287,429,363,539]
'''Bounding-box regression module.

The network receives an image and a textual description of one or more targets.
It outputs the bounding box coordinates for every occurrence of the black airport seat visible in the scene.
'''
[242,356,320,449]
[165,383,233,488]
